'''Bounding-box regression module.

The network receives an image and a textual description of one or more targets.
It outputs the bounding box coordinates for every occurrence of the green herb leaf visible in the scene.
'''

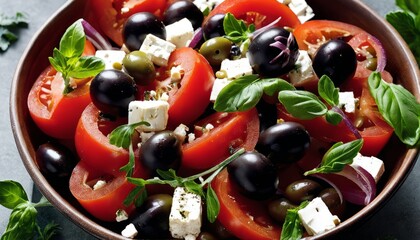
[109,121,150,149]
[1,202,37,240]
[0,12,28,52]
[206,185,220,223]
[119,143,136,176]
[318,75,339,106]
[325,110,343,125]
[37,222,61,240]
[223,13,255,44]
[396,0,419,15]
[368,72,420,147]
[184,180,204,197]
[214,75,294,112]
[59,19,85,59]
[278,90,328,119]
[280,201,309,240]
[68,56,107,79]
[305,139,363,175]
[0,180,28,209]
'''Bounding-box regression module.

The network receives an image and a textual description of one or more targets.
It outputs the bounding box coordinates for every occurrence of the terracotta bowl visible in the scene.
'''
[10,0,420,239]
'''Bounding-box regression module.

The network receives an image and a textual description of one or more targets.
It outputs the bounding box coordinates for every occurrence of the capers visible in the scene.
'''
[199,37,232,67]
[319,188,346,217]
[284,179,323,204]
[268,198,298,223]
[122,50,156,85]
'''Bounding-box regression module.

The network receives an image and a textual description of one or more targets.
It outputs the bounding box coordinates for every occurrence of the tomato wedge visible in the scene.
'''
[212,169,281,240]
[180,108,259,174]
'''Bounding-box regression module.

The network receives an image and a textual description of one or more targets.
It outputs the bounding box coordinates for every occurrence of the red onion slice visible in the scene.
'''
[369,34,387,72]
[331,106,362,139]
[188,27,203,49]
[81,19,113,50]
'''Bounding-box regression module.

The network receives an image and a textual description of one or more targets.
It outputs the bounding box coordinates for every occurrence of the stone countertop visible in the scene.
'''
[0,0,418,239]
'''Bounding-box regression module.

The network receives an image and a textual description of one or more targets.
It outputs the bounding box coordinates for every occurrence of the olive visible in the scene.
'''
[140,131,182,174]
[319,188,346,217]
[129,194,172,238]
[312,39,357,86]
[197,232,218,240]
[202,14,225,40]
[256,100,278,133]
[122,51,156,85]
[123,12,166,51]
[227,152,279,200]
[248,27,299,77]
[267,198,298,223]
[163,0,204,29]
[36,142,77,181]
[284,179,323,204]
[199,37,232,67]
[90,69,137,117]
[256,122,310,164]
[204,220,235,239]
[230,44,241,59]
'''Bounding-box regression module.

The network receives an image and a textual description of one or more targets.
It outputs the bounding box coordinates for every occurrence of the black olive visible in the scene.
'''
[248,27,299,77]
[227,152,279,200]
[202,14,225,40]
[36,142,77,181]
[123,12,166,51]
[256,122,310,164]
[163,0,204,29]
[284,179,323,204]
[90,69,137,117]
[256,100,278,133]
[140,131,182,174]
[129,194,172,238]
[312,39,357,86]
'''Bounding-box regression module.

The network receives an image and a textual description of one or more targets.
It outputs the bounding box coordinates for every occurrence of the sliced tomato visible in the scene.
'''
[212,169,281,240]
[88,0,167,46]
[69,160,149,222]
[180,108,259,174]
[75,103,130,175]
[205,0,300,29]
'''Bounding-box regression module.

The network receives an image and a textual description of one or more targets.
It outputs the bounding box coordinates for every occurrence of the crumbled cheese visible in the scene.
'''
[298,197,341,236]
[116,209,129,222]
[121,223,138,238]
[169,187,202,239]
[140,34,176,66]
[193,0,225,12]
[351,153,385,182]
[220,58,253,79]
[338,92,358,113]
[95,50,126,70]
[210,78,230,102]
[92,180,106,190]
[165,18,195,48]
[188,133,196,143]
[286,0,315,23]
[204,123,214,131]
[173,124,189,143]
[170,65,184,82]
[128,100,169,132]
[288,50,316,85]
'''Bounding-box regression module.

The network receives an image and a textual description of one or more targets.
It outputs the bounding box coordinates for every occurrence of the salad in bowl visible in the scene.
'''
[10,0,420,239]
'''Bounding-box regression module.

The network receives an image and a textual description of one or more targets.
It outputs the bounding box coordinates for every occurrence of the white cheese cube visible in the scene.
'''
[298,197,341,236]
[169,187,202,239]
[210,78,230,102]
[165,18,194,48]
[288,0,315,23]
[338,92,357,113]
[289,50,316,85]
[351,153,385,182]
[95,50,126,70]
[128,100,169,132]
[193,0,225,12]
[140,34,176,67]
[220,58,253,79]
[121,223,138,238]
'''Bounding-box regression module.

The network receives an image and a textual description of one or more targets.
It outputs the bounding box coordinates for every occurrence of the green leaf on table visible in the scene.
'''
[0,180,28,209]
[1,202,37,240]
[0,12,28,52]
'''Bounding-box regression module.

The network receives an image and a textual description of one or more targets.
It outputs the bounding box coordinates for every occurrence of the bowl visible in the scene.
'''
[10,0,420,239]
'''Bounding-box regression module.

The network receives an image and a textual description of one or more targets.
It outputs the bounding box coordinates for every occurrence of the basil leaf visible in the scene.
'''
[318,75,339,106]
[368,72,420,147]
[109,121,150,149]
[325,110,343,125]
[0,180,28,209]
[280,201,309,240]
[0,12,28,52]
[206,185,220,223]
[396,0,419,15]
[119,143,136,176]
[262,78,296,96]
[223,13,254,44]
[278,90,328,119]
[1,202,37,240]
[59,20,85,59]
[69,56,105,79]
[305,139,363,175]
[38,222,61,240]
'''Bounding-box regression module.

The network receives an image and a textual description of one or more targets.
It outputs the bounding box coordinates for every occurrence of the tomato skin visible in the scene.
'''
[165,47,215,129]
[69,160,149,222]
[89,0,167,46]
[212,169,281,240]
[75,103,129,175]
[181,108,259,173]
[205,0,301,29]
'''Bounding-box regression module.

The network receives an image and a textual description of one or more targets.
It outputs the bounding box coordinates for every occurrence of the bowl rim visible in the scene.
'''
[9,0,420,239]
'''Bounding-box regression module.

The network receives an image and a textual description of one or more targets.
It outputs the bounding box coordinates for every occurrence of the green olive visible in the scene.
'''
[267,197,297,223]
[122,50,156,85]
[199,37,232,67]
[319,188,346,217]
[284,179,323,204]
[365,57,378,71]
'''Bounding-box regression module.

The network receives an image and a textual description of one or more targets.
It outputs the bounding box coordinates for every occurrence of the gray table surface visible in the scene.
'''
[1,0,418,239]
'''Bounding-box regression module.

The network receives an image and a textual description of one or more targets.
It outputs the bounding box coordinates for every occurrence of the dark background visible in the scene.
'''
[1,0,417,239]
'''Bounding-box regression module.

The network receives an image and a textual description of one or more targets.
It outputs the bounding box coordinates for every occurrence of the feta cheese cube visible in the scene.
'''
[298,197,341,236]
[220,58,253,79]
[121,223,138,238]
[351,153,385,182]
[288,0,315,23]
[338,92,357,113]
[289,50,316,85]
[165,18,194,48]
[95,50,126,70]
[210,78,230,101]
[193,0,225,12]
[169,187,202,239]
[140,34,176,66]
[128,100,169,132]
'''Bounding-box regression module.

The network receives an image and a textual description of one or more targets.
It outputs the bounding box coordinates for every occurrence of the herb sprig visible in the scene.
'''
[48,19,105,94]
[0,180,60,240]
[280,201,309,240]
[0,12,28,52]
[223,13,255,54]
